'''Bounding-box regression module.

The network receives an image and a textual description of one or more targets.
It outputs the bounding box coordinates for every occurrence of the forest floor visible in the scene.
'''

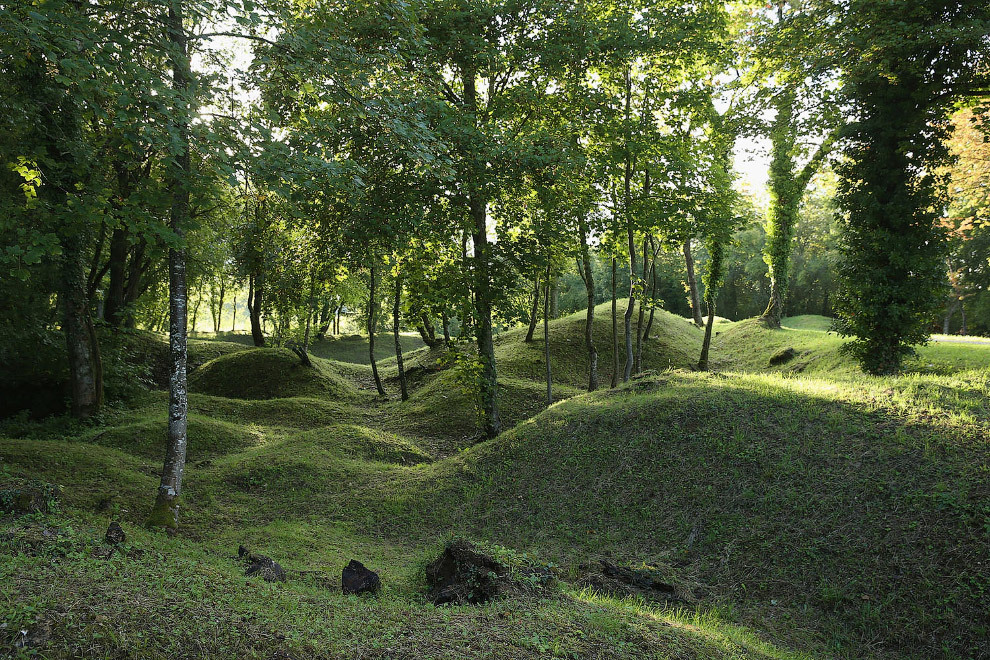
[2,305,988,659]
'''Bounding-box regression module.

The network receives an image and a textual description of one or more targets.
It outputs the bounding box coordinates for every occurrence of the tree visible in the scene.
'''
[832,0,990,375]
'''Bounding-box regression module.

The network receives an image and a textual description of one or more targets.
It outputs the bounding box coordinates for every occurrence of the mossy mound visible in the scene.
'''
[295,424,432,465]
[390,370,989,659]
[80,413,261,461]
[495,301,703,387]
[189,349,357,400]
[188,394,352,430]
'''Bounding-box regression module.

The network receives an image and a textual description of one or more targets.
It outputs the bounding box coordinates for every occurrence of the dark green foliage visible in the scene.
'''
[833,73,950,375]
[833,1,990,374]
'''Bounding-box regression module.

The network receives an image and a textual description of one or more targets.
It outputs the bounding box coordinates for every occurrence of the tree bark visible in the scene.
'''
[61,233,104,419]
[463,65,501,438]
[550,276,559,319]
[544,263,552,407]
[525,275,540,343]
[578,217,598,391]
[684,239,704,326]
[622,68,636,383]
[149,0,190,532]
[394,274,408,401]
[634,236,649,374]
[190,287,201,333]
[368,262,386,396]
[34,50,104,419]
[643,243,658,338]
[104,227,128,326]
[698,301,716,371]
[611,257,618,389]
[248,269,265,346]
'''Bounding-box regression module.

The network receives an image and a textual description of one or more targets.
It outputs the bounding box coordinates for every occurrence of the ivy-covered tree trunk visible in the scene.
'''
[698,238,725,371]
[149,0,191,532]
[368,262,386,396]
[578,217,598,391]
[463,66,501,438]
[683,239,703,327]
[394,273,408,401]
[834,73,949,375]
[525,276,540,343]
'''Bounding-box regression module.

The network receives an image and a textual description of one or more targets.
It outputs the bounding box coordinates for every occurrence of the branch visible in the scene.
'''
[189,32,280,47]
[796,128,839,190]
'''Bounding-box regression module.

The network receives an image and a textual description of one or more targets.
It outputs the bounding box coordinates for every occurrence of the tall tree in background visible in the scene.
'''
[751,1,840,328]
[833,0,990,375]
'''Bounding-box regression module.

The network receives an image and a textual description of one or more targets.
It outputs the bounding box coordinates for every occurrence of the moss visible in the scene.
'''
[189,348,357,400]
[145,497,178,531]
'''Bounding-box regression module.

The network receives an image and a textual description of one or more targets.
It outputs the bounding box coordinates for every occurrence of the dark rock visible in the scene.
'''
[426,540,509,605]
[341,559,381,595]
[105,521,126,545]
[579,559,695,605]
[769,347,798,366]
[238,545,287,583]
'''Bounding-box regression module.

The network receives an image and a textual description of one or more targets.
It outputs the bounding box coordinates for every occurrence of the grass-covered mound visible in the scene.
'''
[495,300,704,387]
[4,315,989,659]
[190,348,357,400]
[308,332,426,365]
[79,412,262,461]
[294,424,433,464]
[715,316,990,376]
[393,370,989,658]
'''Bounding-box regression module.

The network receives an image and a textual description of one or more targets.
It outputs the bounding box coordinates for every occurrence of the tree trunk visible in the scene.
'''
[684,239,703,327]
[698,302,716,371]
[213,279,225,333]
[579,217,598,391]
[122,238,148,328]
[463,65,501,438]
[611,257,618,389]
[544,263,552,406]
[394,274,409,401]
[248,269,265,346]
[104,227,128,326]
[61,233,104,419]
[634,236,649,374]
[190,287,201,333]
[622,68,636,383]
[33,47,104,419]
[550,276,559,319]
[643,246,658,338]
[525,275,540,343]
[441,310,451,343]
[368,263,386,396]
[231,296,237,333]
[149,0,190,532]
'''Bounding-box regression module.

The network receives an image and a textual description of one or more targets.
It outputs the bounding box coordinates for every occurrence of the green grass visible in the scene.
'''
[3,311,990,658]
[190,349,357,400]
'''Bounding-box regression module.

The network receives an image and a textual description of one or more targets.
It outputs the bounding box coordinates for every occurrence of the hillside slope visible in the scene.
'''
[3,315,989,658]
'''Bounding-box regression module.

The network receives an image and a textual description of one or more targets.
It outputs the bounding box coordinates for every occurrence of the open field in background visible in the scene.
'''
[2,306,989,659]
